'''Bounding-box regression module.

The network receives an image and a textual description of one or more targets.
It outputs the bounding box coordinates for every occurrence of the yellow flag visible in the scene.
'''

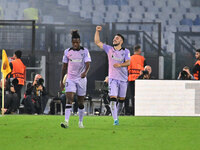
[1,49,11,79]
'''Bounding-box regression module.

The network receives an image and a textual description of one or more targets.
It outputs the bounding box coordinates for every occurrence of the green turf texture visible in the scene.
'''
[0,115,200,150]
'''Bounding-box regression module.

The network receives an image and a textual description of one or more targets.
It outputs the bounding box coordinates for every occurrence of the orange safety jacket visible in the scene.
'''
[128,55,145,81]
[194,60,200,80]
[11,59,26,85]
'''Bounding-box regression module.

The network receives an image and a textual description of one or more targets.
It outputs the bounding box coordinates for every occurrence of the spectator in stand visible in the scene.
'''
[193,15,200,25]
[180,14,193,26]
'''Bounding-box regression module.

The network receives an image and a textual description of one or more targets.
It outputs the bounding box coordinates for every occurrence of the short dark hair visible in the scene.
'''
[196,49,200,53]
[14,50,22,58]
[116,34,124,42]
[134,45,141,51]
[71,30,80,40]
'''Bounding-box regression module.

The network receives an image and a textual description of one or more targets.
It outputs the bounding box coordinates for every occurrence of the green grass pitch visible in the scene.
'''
[1,115,200,150]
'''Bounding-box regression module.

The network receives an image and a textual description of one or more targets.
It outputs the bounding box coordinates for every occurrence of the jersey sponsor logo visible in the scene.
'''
[112,55,124,61]
[69,59,82,62]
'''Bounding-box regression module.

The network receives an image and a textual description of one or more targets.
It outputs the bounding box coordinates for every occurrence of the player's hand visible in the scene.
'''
[81,72,87,78]
[113,63,121,68]
[60,81,64,91]
[96,26,102,32]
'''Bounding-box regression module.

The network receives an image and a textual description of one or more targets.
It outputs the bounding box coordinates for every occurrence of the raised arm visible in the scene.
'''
[94,26,104,49]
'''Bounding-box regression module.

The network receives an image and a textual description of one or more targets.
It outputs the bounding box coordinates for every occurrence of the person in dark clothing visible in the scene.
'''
[178,66,195,80]
[102,76,111,115]
[125,45,146,115]
[23,74,48,114]
[193,49,200,80]
[0,78,19,114]
[9,50,26,107]
[138,65,155,79]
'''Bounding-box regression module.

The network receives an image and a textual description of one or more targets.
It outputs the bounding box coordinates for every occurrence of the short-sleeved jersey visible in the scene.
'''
[103,44,130,81]
[62,47,91,80]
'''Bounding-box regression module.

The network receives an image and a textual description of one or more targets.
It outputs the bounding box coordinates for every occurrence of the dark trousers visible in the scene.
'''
[103,92,111,115]
[24,95,48,114]
[125,81,135,115]
[15,84,23,107]
[0,93,18,113]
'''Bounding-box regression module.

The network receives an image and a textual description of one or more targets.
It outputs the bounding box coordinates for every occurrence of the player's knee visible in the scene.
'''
[65,105,72,109]
[119,97,125,100]
[66,98,73,104]
[110,97,117,110]
[78,104,84,109]
[118,99,125,103]
[110,97,117,102]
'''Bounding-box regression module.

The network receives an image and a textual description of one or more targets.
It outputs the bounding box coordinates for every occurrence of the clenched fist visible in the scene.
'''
[96,26,102,31]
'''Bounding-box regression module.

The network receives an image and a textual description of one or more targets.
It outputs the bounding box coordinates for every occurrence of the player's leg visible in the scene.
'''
[117,81,128,115]
[103,94,111,115]
[109,79,119,125]
[117,98,125,115]
[61,79,76,128]
[77,96,85,128]
[77,78,87,128]
[61,92,75,128]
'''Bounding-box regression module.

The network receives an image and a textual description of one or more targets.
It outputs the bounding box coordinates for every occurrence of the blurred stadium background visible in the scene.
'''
[0,0,200,97]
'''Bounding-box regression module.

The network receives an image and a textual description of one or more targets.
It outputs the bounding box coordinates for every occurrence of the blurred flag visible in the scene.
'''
[1,49,11,79]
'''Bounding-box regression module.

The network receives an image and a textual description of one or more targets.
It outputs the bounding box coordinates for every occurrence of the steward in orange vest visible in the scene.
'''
[128,46,146,81]
[125,45,146,115]
[9,50,26,107]
[10,51,26,85]
[193,49,200,80]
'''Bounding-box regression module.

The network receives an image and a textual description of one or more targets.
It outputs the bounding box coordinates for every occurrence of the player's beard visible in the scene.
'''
[113,43,120,47]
